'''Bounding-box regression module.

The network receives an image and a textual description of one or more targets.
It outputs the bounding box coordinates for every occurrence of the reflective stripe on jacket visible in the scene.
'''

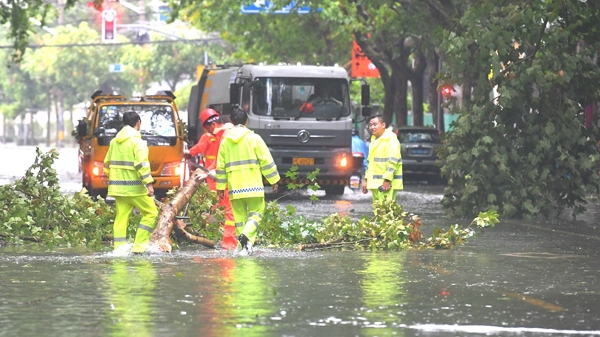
[103,125,154,197]
[365,129,403,190]
[216,125,280,199]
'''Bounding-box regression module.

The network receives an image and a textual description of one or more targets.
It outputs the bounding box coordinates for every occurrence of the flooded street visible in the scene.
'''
[1,146,600,336]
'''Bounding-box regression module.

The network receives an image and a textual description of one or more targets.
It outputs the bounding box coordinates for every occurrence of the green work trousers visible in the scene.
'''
[231,197,265,245]
[113,195,158,252]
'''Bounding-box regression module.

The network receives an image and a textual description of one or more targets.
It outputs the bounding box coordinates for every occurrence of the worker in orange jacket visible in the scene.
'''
[186,108,236,250]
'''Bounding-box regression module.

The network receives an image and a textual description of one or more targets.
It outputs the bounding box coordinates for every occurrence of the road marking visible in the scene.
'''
[501,252,580,259]
[502,292,566,312]
[408,324,600,335]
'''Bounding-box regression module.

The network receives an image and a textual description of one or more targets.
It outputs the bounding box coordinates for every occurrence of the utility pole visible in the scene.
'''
[436,57,446,134]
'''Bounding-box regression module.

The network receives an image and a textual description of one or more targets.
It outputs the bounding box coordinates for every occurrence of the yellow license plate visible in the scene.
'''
[293,157,314,165]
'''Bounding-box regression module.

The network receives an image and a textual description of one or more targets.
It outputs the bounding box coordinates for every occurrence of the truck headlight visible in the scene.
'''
[161,162,181,176]
[92,162,107,177]
[335,153,350,169]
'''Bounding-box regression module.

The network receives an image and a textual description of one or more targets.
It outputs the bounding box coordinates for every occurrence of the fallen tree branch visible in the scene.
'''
[149,169,208,252]
[172,219,216,248]
[0,232,41,243]
[298,238,344,251]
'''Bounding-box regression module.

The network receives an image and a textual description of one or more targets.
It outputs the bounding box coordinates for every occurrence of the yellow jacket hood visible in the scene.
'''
[224,125,252,143]
[115,125,141,143]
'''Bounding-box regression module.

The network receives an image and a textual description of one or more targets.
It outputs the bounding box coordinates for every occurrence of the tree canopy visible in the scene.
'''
[437,0,600,218]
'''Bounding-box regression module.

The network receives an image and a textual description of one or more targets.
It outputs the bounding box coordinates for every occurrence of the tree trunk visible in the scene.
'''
[29,111,35,145]
[2,114,5,144]
[57,95,65,148]
[47,99,52,147]
[382,75,396,126]
[392,70,408,127]
[69,109,75,146]
[381,63,409,128]
[149,168,209,252]
[410,51,427,126]
[427,52,444,132]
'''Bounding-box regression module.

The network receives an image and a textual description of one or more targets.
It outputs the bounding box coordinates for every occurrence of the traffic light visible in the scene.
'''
[441,85,452,99]
[101,9,117,42]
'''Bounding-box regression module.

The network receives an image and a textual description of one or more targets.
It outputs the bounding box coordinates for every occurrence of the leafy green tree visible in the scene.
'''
[20,22,118,145]
[0,50,46,144]
[437,1,600,218]
[3,0,424,128]
[120,44,154,93]
[339,1,435,126]
[170,0,441,127]
[152,42,200,92]
[172,0,350,65]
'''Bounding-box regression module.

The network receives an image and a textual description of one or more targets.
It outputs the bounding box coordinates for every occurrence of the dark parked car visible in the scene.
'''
[396,126,442,179]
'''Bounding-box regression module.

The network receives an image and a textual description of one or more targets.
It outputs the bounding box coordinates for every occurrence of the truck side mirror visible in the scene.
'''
[229,83,240,106]
[93,127,105,137]
[76,119,88,138]
[361,84,370,106]
[361,106,371,117]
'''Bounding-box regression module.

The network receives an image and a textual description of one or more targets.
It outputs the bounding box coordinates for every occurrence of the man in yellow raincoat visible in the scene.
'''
[361,114,403,205]
[216,108,280,256]
[103,111,158,253]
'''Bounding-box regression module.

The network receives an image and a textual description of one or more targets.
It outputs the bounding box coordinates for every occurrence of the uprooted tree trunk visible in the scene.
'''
[149,168,216,252]
[172,219,216,249]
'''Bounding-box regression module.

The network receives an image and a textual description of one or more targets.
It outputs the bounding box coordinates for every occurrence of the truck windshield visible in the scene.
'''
[98,104,176,137]
[252,78,350,118]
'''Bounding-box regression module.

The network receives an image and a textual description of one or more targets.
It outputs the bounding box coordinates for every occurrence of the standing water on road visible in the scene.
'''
[2,236,600,337]
[1,146,600,336]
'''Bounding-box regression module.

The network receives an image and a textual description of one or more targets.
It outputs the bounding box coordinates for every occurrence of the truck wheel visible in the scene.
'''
[154,189,167,201]
[88,189,107,201]
[82,172,91,195]
[325,185,345,196]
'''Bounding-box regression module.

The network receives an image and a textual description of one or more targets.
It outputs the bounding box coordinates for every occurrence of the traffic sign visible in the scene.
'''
[109,64,124,73]
[240,1,319,14]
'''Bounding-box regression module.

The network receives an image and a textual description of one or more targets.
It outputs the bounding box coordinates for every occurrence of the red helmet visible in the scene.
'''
[200,108,220,126]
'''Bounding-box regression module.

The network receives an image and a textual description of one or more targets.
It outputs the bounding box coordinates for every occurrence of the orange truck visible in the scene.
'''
[75,90,187,200]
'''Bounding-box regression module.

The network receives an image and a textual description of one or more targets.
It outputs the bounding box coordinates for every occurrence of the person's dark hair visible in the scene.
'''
[123,111,141,127]
[220,115,231,124]
[369,114,385,125]
[352,128,358,136]
[230,108,248,125]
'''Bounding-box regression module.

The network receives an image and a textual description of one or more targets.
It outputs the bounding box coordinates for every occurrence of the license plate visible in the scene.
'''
[350,175,360,189]
[293,157,314,165]
[410,148,428,155]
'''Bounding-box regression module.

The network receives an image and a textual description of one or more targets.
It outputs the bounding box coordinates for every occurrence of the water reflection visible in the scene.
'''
[357,253,407,336]
[191,257,236,337]
[193,257,273,336]
[105,260,157,337]
[228,259,276,333]
[186,254,279,337]
[1,247,600,336]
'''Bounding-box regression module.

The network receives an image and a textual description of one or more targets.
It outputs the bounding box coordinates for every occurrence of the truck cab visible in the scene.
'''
[187,64,370,196]
[76,90,187,200]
